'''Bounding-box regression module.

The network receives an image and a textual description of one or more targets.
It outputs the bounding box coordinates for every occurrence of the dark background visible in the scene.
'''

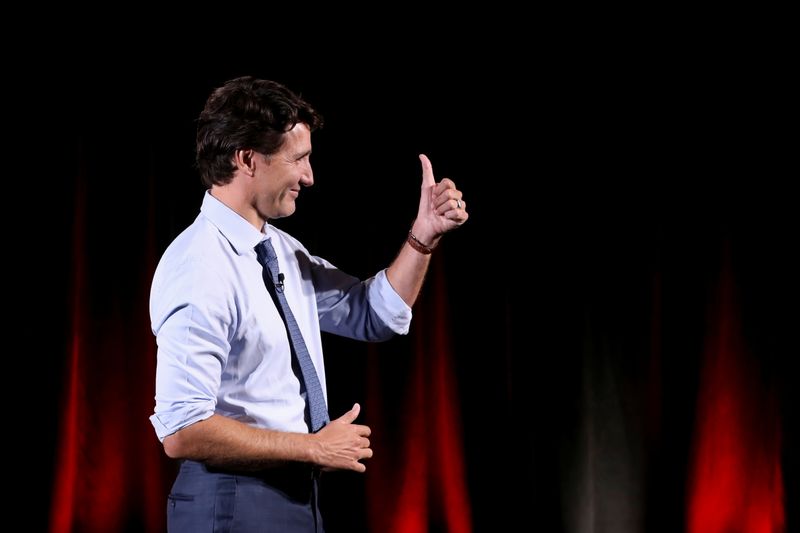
[14,30,798,532]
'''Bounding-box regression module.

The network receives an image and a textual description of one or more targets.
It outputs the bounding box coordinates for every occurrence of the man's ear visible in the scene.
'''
[233,149,256,176]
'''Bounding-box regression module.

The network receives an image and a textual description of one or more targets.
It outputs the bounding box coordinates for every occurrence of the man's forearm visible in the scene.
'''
[385,229,436,307]
[162,414,318,471]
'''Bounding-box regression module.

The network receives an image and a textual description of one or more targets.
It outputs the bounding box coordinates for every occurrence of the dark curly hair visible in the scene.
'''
[196,76,323,187]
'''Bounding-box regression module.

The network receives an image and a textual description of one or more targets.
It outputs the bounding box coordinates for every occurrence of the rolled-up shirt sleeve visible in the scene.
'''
[149,259,233,441]
[365,270,412,334]
[311,255,412,340]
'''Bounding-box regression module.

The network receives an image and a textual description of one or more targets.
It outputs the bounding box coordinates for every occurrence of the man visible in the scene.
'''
[149,76,468,532]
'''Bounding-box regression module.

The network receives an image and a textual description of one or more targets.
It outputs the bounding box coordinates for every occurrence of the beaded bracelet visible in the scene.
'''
[407,230,435,255]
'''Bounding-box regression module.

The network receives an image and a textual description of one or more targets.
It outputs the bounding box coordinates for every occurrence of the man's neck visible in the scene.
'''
[210,183,265,231]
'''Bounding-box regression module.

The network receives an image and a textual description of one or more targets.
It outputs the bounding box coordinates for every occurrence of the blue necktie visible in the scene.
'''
[256,239,329,432]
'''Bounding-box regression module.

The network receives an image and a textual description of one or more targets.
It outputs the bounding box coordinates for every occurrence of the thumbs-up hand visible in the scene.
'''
[413,154,468,247]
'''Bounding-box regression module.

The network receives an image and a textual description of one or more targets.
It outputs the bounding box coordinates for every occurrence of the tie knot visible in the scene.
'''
[255,239,278,267]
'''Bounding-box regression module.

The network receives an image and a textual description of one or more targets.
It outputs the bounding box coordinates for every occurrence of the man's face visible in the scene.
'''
[255,123,314,220]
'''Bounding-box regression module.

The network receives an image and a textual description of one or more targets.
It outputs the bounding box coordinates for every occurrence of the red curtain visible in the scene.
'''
[49,167,171,533]
[366,256,472,532]
[687,261,785,533]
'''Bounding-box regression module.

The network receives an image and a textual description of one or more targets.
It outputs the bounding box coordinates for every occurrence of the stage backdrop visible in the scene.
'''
[34,60,796,533]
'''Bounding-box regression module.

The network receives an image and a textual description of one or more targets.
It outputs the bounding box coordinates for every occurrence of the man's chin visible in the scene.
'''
[271,203,296,220]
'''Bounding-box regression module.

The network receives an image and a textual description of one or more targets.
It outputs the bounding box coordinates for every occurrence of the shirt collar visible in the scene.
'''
[200,191,273,256]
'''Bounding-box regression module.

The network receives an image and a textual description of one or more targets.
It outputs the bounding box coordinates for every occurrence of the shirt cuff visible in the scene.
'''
[149,404,215,442]
[368,270,413,334]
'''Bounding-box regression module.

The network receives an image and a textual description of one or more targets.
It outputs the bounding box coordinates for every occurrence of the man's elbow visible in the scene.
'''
[162,431,189,459]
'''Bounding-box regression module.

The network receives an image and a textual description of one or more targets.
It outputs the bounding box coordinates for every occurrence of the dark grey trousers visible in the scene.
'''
[167,460,323,532]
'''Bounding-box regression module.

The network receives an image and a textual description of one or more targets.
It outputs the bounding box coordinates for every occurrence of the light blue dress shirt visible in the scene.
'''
[150,192,412,441]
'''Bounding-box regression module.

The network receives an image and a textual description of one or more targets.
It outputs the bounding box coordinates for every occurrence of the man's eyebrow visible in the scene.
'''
[294,149,312,160]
